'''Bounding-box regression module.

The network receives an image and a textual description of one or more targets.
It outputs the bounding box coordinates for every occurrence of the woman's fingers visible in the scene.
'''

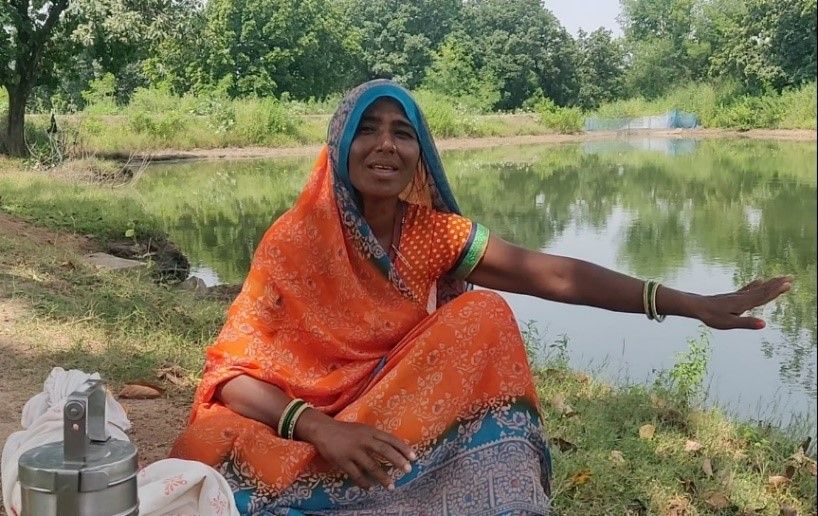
[354,451,394,490]
[369,439,412,473]
[373,430,416,462]
[341,460,372,490]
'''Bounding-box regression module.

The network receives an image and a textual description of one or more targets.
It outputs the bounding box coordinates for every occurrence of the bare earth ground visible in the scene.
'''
[0,213,190,513]
[129,128,817,163]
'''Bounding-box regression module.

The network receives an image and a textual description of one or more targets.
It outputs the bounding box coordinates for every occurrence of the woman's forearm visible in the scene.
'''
[216,374,333,441]
[533,256,704,319]
[471,237,706,320]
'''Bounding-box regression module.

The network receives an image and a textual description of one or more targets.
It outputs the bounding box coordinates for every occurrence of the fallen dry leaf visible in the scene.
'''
[567,469,592,488]
[639,424,656,440]
[156,365,187,386]
[811,462,816,476]
[768,475,790,489]
[702,458,714,478]
[119,383,163,399]
[704,491,730,510]
[684,440,702,453]
[610,450,626,465]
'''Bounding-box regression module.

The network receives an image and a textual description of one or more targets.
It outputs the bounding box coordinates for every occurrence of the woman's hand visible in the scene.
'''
[692,276,793,330]
[295,410,416,490]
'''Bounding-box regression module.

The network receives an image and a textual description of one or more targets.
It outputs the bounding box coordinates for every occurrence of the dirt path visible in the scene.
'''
[113,128,816,163]
[0,215,190,513]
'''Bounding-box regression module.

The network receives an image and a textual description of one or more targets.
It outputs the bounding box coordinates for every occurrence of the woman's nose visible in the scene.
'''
[376,132,397,152]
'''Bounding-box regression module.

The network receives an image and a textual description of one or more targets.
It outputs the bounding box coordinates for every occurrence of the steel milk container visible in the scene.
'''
[17,379,139,515]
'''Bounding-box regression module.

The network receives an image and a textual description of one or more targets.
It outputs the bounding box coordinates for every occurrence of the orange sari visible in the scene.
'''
[171,80,551,515]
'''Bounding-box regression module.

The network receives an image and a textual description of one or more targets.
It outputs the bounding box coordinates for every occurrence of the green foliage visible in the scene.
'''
[342,0,461,88]
[421,31,501,112]
[575,28,627,109]
[193,0,361,99]
[412,90,478,137]
[593,81,817,129]
[459,0,579,109]
[655,329,713,405]
[535,98,583,134]
[81,73,119,115]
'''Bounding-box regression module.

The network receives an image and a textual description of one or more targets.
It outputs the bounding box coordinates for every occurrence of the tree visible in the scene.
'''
[460,0,578,109]
[341,0,462,88]
[702,0,817,92]
[0,0,197,156]
[1,0,70,156]
[190,0,361,99]
[575,28,627,109]
[619,0,710,97]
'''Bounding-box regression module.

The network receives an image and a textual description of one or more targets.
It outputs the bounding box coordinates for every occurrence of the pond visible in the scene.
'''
[137,137,817,431]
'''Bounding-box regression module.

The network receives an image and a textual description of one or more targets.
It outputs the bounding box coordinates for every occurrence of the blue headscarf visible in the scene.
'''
[326,79,468,304]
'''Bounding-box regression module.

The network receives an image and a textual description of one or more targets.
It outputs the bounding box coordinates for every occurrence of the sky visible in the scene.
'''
[544,0,624,37]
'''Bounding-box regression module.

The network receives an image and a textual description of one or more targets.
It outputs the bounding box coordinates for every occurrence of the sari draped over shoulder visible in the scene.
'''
[170,80,552,515]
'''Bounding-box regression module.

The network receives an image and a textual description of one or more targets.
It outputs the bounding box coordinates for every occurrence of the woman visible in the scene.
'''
[170,80,790,515]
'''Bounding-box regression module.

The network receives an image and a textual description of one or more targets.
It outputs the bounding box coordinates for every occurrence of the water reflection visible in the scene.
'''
[137,138,817,425]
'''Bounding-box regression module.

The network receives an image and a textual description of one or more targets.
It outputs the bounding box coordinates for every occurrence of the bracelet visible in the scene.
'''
[286,402,312,440]
[649,281,666,322]
[642,280,654,320]
[642,280,666,322]
[277,398,305,437]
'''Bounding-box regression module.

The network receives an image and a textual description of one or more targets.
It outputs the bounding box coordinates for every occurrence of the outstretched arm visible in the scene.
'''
[467,235,791,330]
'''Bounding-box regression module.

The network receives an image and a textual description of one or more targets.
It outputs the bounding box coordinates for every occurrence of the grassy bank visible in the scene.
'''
[591,82,817,131]
[8,82,815,160]
[0,161,815,515]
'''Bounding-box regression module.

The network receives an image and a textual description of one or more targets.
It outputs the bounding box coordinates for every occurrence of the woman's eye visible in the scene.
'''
[358,125,375,134]
[396,130,415,139]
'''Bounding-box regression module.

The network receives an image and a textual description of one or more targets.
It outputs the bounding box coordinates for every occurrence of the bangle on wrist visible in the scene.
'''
[277,398,313,440]
[643,280,666,322]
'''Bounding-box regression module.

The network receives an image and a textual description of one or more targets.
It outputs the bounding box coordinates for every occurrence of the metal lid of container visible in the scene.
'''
[18,439,138,492]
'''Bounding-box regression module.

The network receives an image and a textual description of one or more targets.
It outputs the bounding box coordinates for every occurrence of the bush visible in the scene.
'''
[536,98,583,134]
[413,90,478,138]
[232,97,298,144]
[778,82,817,129]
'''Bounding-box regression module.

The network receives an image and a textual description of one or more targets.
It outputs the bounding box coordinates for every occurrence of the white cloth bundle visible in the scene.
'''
[1,367,238,516]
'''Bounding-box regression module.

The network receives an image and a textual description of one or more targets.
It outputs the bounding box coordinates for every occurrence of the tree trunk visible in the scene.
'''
[4,86,28,157]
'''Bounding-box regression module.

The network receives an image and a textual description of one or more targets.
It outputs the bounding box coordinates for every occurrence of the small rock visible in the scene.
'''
[178,276,208,296]
[83,253,145,271]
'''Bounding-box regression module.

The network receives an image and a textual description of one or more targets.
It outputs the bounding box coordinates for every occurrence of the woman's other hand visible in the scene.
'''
[693,276,793,330]
[295,410,416,490]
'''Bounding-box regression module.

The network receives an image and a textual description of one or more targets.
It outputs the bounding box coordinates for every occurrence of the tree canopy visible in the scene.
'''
[1,0,816,155]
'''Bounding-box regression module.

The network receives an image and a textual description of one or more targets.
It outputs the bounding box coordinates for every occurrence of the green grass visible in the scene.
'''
[1,161,814,514]
[591,82,817,130]
[18,88,557,157]
[528,329,816,515]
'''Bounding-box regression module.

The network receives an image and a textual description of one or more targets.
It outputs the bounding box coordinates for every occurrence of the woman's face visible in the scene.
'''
[348,98,420,202]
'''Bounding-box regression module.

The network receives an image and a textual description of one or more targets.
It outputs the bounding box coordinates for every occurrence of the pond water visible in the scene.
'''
[137,137,817,431]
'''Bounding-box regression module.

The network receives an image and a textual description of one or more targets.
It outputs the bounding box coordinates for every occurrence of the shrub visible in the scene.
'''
[536,98,583,134]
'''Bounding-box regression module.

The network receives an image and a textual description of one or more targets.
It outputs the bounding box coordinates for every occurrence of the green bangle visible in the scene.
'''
[286,402,312,440]
[278,398,305,438]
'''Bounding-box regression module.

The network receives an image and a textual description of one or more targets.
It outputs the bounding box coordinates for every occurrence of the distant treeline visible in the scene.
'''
[4,0,817,113]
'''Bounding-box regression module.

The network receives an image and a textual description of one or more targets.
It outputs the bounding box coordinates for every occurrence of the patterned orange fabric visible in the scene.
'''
[169,146,540,494]
[394,204,473,307]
